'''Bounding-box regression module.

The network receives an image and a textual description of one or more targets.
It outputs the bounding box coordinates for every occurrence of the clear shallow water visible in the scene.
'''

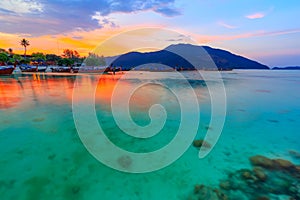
[0,70,300,199]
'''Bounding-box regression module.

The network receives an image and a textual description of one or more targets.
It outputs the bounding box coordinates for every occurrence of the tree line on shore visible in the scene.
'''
[0,38,106,67]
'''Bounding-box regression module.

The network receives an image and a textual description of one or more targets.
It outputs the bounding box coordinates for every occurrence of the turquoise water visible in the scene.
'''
[0,70,300,199]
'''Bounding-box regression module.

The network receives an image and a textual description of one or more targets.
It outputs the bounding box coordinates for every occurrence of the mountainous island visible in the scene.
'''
[107,43,269,71]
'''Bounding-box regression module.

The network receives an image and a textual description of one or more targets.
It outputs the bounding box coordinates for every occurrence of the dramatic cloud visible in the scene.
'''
[246,12,265,19]
[91,12,118,28]
[0,0,181,36]
[95,0,181,16]
[0,0,43,14]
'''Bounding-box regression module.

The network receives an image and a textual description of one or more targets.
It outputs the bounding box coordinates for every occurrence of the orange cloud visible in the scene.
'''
[0,25,160,56]
[0,28,123,56]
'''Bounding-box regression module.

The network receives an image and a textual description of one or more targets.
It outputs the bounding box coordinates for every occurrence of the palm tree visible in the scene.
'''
[20,38,30,58]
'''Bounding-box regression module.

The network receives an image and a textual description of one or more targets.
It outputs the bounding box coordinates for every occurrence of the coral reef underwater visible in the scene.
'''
[188,155,300,200]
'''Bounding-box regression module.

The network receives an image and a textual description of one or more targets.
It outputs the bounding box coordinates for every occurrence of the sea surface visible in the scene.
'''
[0,70,299,199]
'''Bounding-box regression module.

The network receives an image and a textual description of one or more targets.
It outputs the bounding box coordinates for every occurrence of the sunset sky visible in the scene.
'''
[0,0,299,67]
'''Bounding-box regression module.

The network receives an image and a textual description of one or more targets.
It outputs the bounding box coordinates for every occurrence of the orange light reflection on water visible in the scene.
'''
[0,74,77,109]
[0,78,22,109]
[0,73,176,112]
[0,74,137,110]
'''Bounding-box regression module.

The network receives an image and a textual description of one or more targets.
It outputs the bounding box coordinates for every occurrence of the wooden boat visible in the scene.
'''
[71,67,80,73]
[19,65,38,72]
[50,67,71,73]
[0,66,15,75]
[77,66,111,73]
[37,66,48,72]
[50,67,79,73]
[30,59,48,72]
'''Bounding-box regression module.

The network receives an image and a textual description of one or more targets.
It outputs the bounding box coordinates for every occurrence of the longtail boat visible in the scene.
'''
[19,65,38,72]
[77,66,110,73]
[50,67,79,73]
[37,66,48,72]
[78,66,121,74]
[0,66,15,75]
[50,67,71,73]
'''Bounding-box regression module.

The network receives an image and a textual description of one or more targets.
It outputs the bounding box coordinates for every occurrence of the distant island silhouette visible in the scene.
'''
[272,66,300,70]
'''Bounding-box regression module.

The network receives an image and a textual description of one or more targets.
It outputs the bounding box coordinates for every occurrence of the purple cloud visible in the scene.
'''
[0,0,181,36]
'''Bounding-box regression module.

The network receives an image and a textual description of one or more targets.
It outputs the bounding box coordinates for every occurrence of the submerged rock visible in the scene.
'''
[288,150,300,159]
[273,159,294,169]
[117,155,132,169]
[190,155,300,200]
[214,189,229,200]
[240,169,254,180]
[192,184,219,200]
[250,155,300,178]
[219,181,231,190]
[193,139,211,149]
[253,167,267,181]
[250,155,274,169]
[194,184,204,194]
